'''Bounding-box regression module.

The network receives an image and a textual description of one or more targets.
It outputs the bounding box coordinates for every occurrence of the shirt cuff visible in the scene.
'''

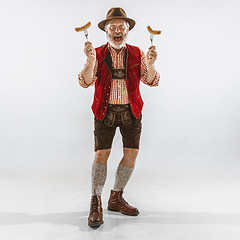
[78,71,95,88]
[146,71,160,87]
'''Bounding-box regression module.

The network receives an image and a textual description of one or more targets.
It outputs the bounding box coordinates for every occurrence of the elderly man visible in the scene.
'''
[78,7,160,227]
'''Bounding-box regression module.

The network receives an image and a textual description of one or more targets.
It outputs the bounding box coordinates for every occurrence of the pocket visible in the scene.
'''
[104,112,115,127]
[121,112,132,126]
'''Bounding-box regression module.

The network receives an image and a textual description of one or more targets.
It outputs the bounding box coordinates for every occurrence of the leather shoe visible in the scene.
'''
[88,195,103,227]
[108,190,139,216]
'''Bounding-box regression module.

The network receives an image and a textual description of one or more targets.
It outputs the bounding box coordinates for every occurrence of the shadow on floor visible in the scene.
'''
[1,211,240,232]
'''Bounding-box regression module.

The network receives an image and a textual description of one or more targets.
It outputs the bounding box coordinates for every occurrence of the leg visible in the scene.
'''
[88,116,116,227]
[88,149,111,227]
[91,149,111,196]
[108,149,140,216]
[91,116,116,196]
[108,112,142,216]
[113,112,142,190]
[120,147,139,168]
[108,148,140,215]
[94,148,111,165]
[112,148,138,192]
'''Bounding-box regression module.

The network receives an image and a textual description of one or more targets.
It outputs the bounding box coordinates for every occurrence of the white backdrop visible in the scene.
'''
[0,0,240,179]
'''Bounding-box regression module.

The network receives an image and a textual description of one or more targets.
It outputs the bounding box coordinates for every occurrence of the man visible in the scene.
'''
[78,7,160,227]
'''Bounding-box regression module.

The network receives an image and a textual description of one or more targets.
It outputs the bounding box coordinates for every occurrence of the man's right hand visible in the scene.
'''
[84,41,96,63]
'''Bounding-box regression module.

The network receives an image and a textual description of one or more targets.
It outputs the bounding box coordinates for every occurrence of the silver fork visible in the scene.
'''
[150,34,154,46]
[84,29,89,41]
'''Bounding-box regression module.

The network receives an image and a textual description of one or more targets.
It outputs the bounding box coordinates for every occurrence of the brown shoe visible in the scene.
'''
[107,190,139,216]
[88,195,103,227]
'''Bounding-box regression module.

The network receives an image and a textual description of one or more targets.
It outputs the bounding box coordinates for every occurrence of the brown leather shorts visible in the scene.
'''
[94,104,142,151]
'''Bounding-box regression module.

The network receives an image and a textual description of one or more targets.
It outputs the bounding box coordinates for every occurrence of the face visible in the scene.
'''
[105,19,129,49]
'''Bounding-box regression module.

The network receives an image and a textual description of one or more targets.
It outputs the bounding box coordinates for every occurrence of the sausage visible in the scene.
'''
[75,22,91,32]
[147,26,161,35]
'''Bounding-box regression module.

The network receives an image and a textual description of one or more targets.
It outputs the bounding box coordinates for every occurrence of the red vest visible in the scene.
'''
[92,43,143,121]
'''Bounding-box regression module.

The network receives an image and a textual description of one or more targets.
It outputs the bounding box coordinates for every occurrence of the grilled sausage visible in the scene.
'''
[147,26,161,35]
[75,22,91,32]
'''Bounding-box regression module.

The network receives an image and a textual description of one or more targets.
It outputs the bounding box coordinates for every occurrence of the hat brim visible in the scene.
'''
[98,17,135,31]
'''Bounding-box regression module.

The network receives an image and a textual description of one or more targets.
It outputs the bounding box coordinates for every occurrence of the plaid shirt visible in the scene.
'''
[78,42,160,104]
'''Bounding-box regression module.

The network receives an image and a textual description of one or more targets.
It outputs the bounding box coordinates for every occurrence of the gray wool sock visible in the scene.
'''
[113,164,134,191]
[91,162,107,196]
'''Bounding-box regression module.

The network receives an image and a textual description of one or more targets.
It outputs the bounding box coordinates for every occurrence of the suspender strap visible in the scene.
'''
[103,50,127,80]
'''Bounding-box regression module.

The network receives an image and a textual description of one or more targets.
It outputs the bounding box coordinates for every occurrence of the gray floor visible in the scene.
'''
[1,176,240,240]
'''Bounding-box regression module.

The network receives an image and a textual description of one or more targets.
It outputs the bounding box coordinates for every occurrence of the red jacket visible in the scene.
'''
[92,43,143,121]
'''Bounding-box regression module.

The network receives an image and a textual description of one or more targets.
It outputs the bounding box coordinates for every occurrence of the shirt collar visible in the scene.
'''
[107,42,127,54]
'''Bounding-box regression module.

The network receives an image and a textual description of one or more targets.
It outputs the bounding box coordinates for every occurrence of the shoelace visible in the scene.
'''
[118,193,129,206]
[90,196,99,213]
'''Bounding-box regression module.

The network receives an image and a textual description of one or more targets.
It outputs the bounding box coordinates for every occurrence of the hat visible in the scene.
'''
[98,7,135,31]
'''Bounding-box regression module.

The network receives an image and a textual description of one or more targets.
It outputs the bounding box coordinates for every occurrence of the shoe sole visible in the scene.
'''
[107,207,139,216]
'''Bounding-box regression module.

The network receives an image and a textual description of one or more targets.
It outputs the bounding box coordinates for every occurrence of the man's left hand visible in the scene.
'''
[147,46,158,65]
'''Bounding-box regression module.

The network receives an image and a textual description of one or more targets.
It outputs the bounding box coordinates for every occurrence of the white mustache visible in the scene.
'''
[113,33,123,38]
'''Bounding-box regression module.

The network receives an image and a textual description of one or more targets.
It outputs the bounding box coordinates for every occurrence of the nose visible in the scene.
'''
[114,27,121,33]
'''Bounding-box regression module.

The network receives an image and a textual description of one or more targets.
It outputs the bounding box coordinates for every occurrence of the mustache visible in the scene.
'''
[113,33,123,38]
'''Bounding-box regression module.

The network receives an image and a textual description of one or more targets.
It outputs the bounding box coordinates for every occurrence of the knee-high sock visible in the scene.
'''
[113,164,134,191]
[92,162,107,196]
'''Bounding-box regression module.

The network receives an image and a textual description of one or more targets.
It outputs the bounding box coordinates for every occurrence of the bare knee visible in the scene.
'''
[123,148,139,159]
[94,149,111,165]
[121,148,139,168]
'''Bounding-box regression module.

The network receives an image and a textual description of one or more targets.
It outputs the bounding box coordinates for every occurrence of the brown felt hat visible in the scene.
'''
[98,7,135,31]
